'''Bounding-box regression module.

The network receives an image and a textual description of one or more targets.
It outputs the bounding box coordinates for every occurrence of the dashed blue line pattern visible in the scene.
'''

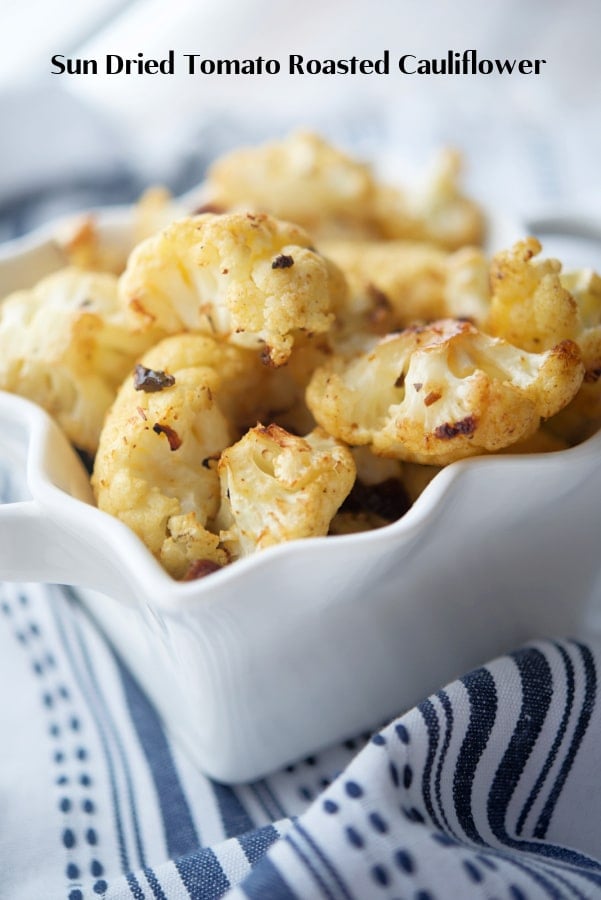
[1,580,601,900]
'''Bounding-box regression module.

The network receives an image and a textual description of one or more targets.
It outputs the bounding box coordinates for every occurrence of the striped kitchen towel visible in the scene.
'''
[0,579,600,899]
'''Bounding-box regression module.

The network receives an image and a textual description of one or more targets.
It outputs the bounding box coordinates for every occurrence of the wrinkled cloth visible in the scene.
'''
[1,576,600,900]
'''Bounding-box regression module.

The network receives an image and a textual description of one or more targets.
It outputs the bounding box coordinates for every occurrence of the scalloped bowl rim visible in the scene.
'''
[0,203,599,612]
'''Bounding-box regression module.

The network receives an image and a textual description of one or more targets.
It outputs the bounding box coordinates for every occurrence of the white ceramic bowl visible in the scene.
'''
[1,209,600,783]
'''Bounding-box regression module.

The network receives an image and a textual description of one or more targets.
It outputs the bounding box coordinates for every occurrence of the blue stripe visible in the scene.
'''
[535,641,597,839]
[285,833,336,900]
[238,824,280,865]
[143,866,169,900]
[251,780,288,820]
[61,586,152,868]
[50,592,131,873]
[70,606,149,870]
[454,667,498,844]
[517,642,575,836]
[417,697,442,829]
[127,872,146,899]
[485,646,601,871]
[498,853,579,900]
[464,843,577,900]
[65,586,200,859]
[292,820,353,900]
[488,648,553,837]
[111,650,200,857]
[210,780,254,838]
[240,854,298,900]
[175,848,230,900]
[434,689,458,837]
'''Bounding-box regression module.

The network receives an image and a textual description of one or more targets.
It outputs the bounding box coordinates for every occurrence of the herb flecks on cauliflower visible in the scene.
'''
[0,268,158,453]
[216,424,356,558]
[91,334,259,578]
[306,319,584,465]
[119,211,343,366]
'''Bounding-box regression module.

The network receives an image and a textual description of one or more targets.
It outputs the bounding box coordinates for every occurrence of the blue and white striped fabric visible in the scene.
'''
[2,576,601,900]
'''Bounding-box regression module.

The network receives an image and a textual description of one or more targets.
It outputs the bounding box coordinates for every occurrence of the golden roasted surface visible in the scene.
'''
[488,238,601,442]
[321,239,489,337]
[374,149,485,249]
[306,319,584,465]
[205,132,484,248]
[92,334,247,578]
[205,131,383,240]
[216,424,356,558]
[119,211,344,366]
[0,268,157,453]
[3,131,600,580]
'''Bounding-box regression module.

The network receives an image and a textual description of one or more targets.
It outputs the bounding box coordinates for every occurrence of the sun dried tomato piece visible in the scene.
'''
[133,364,175,393]
[271,253,294,269]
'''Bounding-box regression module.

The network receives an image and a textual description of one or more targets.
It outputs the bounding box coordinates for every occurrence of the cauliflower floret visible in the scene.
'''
[488,240,601,442]
[205,130,383,240]
[216,424,356,558]
[321,239,489,339]
[375,149,485,250]
[547,268,601,441]
[306,319,584,465]
[133,186,189,243]
[559,267,601,383]
[0,267,158,453]
[55,216,129,274]
[204,133,484,249]
[92,333,263,578]
[487,238,579,351]
[119,211,343,366]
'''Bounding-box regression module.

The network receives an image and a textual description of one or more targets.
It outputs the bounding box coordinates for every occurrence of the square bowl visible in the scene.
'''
[0,207,600,783]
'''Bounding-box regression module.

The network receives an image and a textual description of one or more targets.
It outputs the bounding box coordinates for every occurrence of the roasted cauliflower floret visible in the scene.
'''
[216,424,356,558]
[91,334,261,578]
[55,216,129,274]
[548,268,601,441]
[204,132,484,249]
[205,130,383,240]
[0,267,158,453]
[321,239,489,339]
[119,211,343,366]
[559,267,601,385]
[488,240,601,441]
[487,238,579,351]
[375,149,485,249]
[306,319,584,465]
[133,186,188,243]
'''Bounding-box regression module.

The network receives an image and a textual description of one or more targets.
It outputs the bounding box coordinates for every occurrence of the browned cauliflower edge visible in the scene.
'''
[306,319,584,465]
[119,211,346,366]
[216,424,356,558]
[91,334,255,578]
[0,268,160,453]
